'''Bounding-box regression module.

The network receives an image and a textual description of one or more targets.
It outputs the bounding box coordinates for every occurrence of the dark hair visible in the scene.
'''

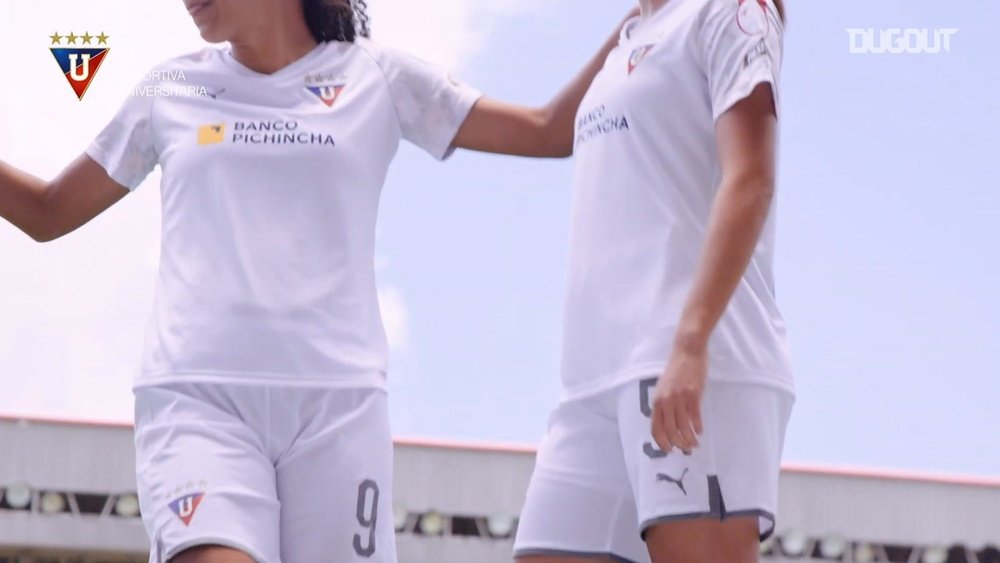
[772,0,785,22]
[301,0,370,43]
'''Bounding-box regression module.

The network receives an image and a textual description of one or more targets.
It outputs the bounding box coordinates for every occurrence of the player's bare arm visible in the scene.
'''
[650,83,779,455]
[453,7,639,159]
[0,155,127,242]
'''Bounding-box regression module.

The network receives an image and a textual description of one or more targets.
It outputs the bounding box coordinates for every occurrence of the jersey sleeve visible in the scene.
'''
[697,0,783,122]
[85,79,158,191]
[360,39,482,160]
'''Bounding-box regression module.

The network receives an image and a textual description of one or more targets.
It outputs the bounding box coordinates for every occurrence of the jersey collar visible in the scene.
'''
[219,41,331,84]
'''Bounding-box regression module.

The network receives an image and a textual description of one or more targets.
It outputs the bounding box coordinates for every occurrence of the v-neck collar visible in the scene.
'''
[624,0,684,44]
[219,41,329,83]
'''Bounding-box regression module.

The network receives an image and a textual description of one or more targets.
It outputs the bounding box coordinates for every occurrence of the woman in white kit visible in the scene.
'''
[514,0,792,562]
[0,0,638,561]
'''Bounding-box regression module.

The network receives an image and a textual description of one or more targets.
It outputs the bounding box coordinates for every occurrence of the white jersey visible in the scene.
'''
[561,0,794,398]
[87,39,480,389]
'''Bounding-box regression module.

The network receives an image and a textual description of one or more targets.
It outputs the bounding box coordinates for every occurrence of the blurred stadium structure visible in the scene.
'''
[1,416,998,563]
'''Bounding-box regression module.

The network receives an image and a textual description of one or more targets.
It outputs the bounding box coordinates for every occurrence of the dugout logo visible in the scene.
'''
[304,72,347,108]
[49,31,111,100]
[846,28,958,55]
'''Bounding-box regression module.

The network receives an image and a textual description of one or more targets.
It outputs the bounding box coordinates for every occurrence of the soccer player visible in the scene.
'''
[513,0,793,562]
[0,1,636,562]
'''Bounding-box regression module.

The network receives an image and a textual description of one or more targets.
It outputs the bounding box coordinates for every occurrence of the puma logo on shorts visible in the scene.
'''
[656,468,689,495]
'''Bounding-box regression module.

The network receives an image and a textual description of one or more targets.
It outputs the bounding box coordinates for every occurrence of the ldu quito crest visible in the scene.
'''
[49,31,111,100]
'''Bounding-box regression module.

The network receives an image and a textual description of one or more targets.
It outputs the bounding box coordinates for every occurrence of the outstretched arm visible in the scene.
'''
[452,7,639,158]
[0,155,128,242]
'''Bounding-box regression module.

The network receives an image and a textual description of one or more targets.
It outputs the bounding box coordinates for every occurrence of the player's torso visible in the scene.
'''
[150,42,399,253]
[572,0,718,248]
[139,43,399,380]
[561,1,791,395]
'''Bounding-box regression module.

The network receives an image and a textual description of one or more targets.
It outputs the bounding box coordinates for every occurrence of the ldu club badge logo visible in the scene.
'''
[168,491,205,526]
[49,31,110,100]
[628,45,654,75]
[304,72,346,108]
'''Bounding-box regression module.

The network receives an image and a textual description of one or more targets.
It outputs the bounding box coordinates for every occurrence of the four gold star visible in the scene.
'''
[305,72,343,85]
[48,31,111,46]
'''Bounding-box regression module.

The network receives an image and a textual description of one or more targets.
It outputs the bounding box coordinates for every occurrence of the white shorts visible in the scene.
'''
[133,382,397,563]
[514,378,794,562]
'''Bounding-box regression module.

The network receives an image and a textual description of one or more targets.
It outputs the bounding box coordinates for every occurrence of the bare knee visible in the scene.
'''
[171,545,256,563]
[645,516,759,563]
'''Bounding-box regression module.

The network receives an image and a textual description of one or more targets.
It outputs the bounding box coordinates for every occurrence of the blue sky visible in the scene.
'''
[2,0,998,477]
[379,0,1000,476]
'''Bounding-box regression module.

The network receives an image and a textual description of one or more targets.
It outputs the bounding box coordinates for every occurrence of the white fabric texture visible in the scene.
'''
[134,383,396,563]
[514,378,793,560]
[560,0,793,399]
[86,40,480,388]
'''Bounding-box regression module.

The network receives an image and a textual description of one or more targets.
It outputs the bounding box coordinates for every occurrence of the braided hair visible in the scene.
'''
[301,0,370,43]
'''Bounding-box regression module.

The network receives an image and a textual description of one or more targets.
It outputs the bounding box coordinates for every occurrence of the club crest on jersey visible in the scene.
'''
[304,73,347,108]
[49,31,111,100]
[306,84,346,108]
[168,491,205,526]
[737,0,770,36]
[628,45,654,75]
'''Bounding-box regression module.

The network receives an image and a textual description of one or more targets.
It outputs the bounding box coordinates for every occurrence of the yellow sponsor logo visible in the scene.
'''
[198,123,226,145]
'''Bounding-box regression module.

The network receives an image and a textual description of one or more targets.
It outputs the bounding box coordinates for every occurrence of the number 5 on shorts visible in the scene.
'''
[353,479,379,557]
[639,377,668,459]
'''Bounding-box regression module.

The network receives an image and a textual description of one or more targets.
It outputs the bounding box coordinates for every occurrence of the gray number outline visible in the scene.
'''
[639,377,668,459]
[352,479,380,557]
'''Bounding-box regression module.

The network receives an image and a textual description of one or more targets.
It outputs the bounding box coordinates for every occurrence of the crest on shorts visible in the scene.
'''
[628,45,655,75]
[49,31,111,100]
[304,73,346,108]
[168,491,205,526]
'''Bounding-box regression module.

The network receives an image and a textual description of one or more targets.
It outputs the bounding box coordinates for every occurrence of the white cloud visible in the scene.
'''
[372,0,551,69]
[0,0,548,422]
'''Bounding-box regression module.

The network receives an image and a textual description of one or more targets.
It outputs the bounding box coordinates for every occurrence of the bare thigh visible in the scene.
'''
[644,516,759,563]
[171,545,256,563]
